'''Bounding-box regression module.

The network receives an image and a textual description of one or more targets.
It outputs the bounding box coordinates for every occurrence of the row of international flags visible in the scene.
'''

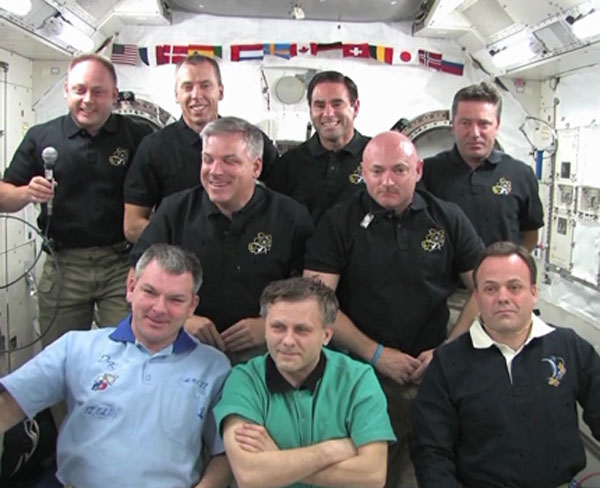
[111,42,465,76]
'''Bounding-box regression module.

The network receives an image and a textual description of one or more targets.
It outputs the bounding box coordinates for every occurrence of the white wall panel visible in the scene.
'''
[0,47,37,372]
[5,244,39,371]
[572,221,600,285]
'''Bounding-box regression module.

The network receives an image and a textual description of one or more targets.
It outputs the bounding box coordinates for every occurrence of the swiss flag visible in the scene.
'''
[343,43,370,58]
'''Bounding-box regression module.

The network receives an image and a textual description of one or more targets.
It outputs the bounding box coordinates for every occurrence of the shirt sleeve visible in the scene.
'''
[348,367,397,446]
[259,132,279,182]
[3,127,42,185]
[447,202,484,274]
[575,332,600,441]
[0,335,70,418]
[519,166,545,231]
[265,153,290,195]
[287,205,314,276]
[213,365,268,436]
[129,194,177,265]
[410,351,461,487]
[304,208,349,274]
[203,362,232,456]
[123,135,161,207]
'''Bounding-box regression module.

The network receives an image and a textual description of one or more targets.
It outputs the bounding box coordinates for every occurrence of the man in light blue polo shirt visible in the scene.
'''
[0,244,231,488]
[215,277,395,488]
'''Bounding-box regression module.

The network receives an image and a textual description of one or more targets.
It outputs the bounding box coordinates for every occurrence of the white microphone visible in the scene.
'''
[41,146,58,216]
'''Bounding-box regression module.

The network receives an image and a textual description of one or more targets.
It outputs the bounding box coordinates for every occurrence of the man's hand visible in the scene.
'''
[408,348,434,384]
[185,315,225,351]
[235,423,279,453]
[221,317,265,352]
[375,347,421,385]
[27,176,54,204]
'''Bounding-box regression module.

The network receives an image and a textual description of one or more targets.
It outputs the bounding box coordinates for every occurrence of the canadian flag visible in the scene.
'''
[296,43,317,56]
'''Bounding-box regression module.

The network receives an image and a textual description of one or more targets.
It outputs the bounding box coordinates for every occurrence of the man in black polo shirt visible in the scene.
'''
[131,117,313,361]
[304,131,483,488]
[123,54,278,242]
[267,70,369,224]
[0,54,151,346]
[421,81,544,250]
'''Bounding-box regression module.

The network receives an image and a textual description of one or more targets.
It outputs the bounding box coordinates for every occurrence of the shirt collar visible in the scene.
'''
[265,352,327,393]
[307,130,364,157]
[177,117,204,146]
[359,189,427,220]
[451,144,502,167]
[470,314,555,351]
[64,113,118,138]
[109,315,197,354]
[204,184,264,217]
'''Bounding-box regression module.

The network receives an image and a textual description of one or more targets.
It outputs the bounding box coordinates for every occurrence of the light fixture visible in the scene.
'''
[568,10,600,40]
[42,14,94,52]
[490,34,544,69]
[290,3,305,20]
[0,0,32,16]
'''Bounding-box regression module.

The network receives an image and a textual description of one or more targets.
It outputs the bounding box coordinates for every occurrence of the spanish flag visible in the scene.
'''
[188,44,223,58]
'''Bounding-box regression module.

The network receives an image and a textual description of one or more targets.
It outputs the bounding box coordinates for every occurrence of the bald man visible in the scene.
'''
[304,131,484,487]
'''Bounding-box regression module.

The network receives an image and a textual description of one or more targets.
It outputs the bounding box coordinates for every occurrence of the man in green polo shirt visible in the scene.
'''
[214,277,395,488]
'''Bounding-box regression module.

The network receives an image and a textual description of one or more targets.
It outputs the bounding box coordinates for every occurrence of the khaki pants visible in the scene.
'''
[378,376,419,488]
[38,245,131,348]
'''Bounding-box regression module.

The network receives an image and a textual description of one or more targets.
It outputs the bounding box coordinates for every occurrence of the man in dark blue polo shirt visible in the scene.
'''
[421,81,544,250]
[132,117,313,362]
[411,242,600,488]
[123,54,278,242]
[267,70,369,224]
[304,131,483,488]
[0,54,151,346]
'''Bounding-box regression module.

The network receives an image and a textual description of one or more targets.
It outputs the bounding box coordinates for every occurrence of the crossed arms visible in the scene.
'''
[222,415,387,488]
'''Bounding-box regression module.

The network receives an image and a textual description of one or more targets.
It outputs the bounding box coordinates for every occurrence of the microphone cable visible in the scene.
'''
[0,213,62,353]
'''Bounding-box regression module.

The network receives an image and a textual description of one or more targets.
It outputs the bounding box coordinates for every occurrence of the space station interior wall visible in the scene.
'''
[538,64,600,332]
[19,11,600,360]
[0,47,39,374]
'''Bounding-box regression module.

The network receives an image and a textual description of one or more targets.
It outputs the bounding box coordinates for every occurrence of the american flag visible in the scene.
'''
[111,43,139,66]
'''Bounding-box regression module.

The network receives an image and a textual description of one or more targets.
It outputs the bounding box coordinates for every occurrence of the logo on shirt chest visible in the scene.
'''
[348,165,364,184]
[491,177,512,196]
[248,232,273,255]
[108,147,129,167]
[421,228,446,252]
[542,355,566,387]
[91,373,118,391]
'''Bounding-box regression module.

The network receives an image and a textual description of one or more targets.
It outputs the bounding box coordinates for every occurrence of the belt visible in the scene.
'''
[44,240,132,254]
